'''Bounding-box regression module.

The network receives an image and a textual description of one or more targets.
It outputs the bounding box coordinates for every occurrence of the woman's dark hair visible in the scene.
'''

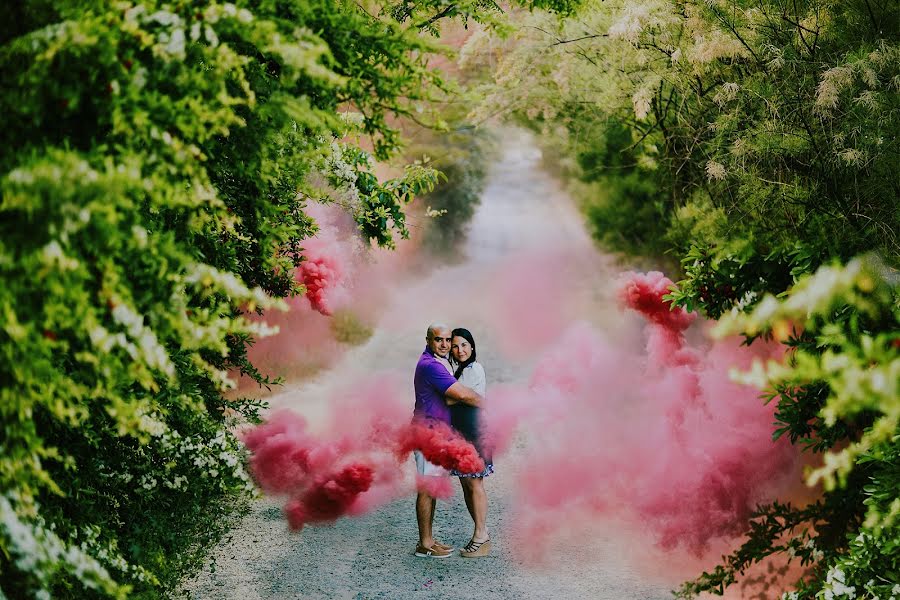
[451,327,477,380]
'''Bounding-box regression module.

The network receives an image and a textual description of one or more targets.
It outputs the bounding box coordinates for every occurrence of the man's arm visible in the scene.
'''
[445,382,482,407]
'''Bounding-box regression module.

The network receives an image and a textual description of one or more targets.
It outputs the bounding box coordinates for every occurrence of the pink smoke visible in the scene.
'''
[236,204,422,387]
[242,372,481,530]
[416,474,454,500]
[296,236,346,316]
[484,248,593,359]
[242,411,313,494]
[284,464,375,529]
[398,420,485,475]
[491,271,799,558]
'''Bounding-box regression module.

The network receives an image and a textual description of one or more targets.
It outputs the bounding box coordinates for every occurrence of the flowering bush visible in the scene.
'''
[673,258,899,598]
[0,0,486,596]
[472,0,899,596]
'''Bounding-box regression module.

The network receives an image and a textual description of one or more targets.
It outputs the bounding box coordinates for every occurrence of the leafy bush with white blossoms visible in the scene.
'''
[0,0,491,596]
[674,258,899,598]
[471,0,899,596]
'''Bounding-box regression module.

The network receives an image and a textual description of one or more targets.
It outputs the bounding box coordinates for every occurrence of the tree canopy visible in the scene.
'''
[0,1,497,596]
[471,0,899,597]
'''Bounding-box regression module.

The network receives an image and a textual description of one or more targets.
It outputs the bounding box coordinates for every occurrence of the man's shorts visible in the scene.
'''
[414,450,448,477]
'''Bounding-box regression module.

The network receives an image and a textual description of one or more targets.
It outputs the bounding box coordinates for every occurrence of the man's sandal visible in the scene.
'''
[460,538,491,558]
[414,543,452,559]
[433,540,454,551]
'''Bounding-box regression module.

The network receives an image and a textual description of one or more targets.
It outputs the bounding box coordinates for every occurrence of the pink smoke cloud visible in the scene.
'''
[488,271,799,558]
[242,372,481,530]
[296,236,348,317]
[235,204,422,388]
[416,474,454,500]
[398,420,485,475]
[284,464,375,529]
[292,202,355,317]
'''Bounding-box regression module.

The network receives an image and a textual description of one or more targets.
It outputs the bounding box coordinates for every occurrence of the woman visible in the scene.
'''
[448,327,493,558]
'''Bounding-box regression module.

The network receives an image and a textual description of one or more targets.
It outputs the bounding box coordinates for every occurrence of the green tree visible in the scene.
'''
[0,0,490,596]
[472,0,900,596]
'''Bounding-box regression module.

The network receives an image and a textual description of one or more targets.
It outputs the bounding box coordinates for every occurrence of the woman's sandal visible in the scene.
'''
[460,538,491,558]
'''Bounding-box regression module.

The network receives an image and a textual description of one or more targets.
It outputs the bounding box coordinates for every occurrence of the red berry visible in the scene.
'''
[43,330,57,341]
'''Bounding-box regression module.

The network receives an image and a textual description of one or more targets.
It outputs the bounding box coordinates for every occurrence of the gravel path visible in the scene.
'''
[179,130,680,600]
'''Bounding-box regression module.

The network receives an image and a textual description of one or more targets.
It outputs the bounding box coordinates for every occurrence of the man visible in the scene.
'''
[412,322,483,558]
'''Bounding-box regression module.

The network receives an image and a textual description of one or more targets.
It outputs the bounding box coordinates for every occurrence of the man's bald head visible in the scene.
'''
[426,322,452,358]
[426,322,450,339]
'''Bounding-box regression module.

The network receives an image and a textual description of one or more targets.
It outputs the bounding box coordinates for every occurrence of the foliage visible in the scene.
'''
[329,309,374,346]
[0,0,486,597]
[674,259,899,598]
[471,0,900,597]
[471,0,899,278]
[415,126,494,257]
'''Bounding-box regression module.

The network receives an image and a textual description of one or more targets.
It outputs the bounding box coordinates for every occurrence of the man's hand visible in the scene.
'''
[445,382,482,408]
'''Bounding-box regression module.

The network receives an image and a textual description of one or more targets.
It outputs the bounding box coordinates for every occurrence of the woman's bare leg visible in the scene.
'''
[460,477,489,542]
[460,477,475,522]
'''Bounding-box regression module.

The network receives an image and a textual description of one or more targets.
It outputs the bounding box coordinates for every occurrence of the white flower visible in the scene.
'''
[609,4,653,44]
[853,90,879,110]
[816,65,855,114]
[714,82,740,106]
[132,225,149,248]
[838,148,866,167]
[133,67,148,90]
[148,10,180,26]
[692,33,746,63]
[41,240,80,270]
[705,160,727,181]
[632,86,654,120]
[204,25,219,47]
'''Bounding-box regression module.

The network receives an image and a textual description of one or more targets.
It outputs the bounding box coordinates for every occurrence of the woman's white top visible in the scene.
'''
[458,362,486,396]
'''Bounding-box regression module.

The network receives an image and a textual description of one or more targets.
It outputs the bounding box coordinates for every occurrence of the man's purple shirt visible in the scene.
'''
[413,347,457,424]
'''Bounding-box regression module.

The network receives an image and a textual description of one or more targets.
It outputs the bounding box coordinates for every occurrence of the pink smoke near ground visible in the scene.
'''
[242,372,482,530]
[284,464,375,529]
[490,271,800,558]
[416,474,454,500]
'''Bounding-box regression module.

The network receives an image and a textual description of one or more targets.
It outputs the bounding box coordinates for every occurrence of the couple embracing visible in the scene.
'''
[412,323,494,559]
